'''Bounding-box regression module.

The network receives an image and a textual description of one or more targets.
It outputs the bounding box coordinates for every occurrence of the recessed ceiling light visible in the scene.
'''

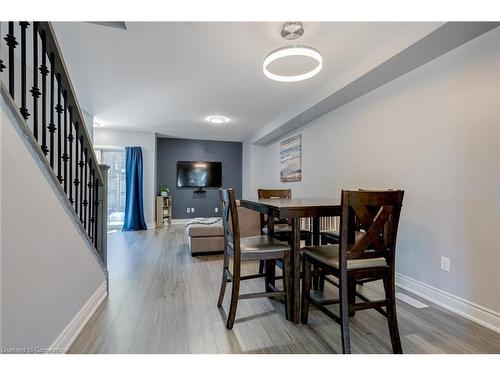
[207,115,228,125]
[263,45,323,83]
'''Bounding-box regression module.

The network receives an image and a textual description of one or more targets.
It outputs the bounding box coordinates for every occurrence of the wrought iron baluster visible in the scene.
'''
[1,22,105,258]
[88,160,93,238]
[40,30,49,155]
[30,22,40,140]
[94,177,99,248]
[79,136,84,223]
[56,74,63,183]
[0,37,5,74]
[4,22,18,97]
[62,91,69,193]
[19,22,30,120]
[68,107,74,204]
[0,24,5,71]
[83,148,88,229]
[49,53,56,168]
[74,122,80,214]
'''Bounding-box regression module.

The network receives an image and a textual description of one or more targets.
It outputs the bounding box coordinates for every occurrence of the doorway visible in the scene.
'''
[95,148,126,228]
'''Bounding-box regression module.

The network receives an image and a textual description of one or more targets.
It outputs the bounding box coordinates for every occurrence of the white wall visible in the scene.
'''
[94,128,157,227]
[82,109,94,142]
[245,28,500,314]
[242,141,252,199]
[1,93,106,350]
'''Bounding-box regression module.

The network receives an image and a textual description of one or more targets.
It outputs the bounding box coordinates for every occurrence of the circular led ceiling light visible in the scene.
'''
[263,45,323,83]
[206,115,228,125]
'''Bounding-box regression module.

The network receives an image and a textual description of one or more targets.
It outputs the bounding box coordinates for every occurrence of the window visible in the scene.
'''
[95,148,126,227]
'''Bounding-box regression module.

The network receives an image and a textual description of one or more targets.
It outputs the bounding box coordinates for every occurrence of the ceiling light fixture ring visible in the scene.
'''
[263,45,323,83]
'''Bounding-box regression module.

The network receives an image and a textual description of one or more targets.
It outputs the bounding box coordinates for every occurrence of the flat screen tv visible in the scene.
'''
[177,161,222,189]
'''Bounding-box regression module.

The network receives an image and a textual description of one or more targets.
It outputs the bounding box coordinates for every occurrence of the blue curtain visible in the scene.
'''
[122,147,147,231]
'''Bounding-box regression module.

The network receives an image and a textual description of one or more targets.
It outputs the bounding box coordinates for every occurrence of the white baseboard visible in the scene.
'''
[396,273,500,333]
[49,282,108,353]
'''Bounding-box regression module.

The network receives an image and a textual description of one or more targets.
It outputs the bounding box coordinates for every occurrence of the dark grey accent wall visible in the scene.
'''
[156,137,242,219]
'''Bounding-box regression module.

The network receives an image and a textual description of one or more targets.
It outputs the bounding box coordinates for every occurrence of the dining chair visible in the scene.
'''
[320,189,378,245]
[258,188,295,236]
[257,188,313,242]
[321,229,340,244]
[217,188,292,329]
[301,190,404,354]
[256,188,313,285]
[318,222,365,291]
[318,191,382,290]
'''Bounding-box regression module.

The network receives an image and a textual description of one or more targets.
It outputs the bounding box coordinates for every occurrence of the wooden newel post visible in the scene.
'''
[97,164,110,267]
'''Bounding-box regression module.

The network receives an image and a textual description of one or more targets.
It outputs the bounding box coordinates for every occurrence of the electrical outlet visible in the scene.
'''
[186,208,191,213]
[440,256,450,272]
[191,207,195,213]
[215,207,219,213]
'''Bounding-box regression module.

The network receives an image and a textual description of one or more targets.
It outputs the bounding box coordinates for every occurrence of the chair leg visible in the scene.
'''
[348,280,357,317]
[312,266,326,292]
[301,255,312,324]
[312,264,319,290]
[217,253,229,307]
[265,259,276,292]
[383,274,403,353]
[226,260,241,330]
[339,270,351,354]
[319,272,325,292]
[258,260,264,274]
[282,253,292,321]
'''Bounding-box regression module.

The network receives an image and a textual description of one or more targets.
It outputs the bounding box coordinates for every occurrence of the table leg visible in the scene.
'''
[311,217,321,290]
[312,217,325,292]
[312,217,320,246]
[291,217,301,324]
[265,214,276,292]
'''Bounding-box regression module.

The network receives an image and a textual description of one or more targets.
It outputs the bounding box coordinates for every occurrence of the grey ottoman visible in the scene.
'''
[185,204,261,256]
[185,220,224,256]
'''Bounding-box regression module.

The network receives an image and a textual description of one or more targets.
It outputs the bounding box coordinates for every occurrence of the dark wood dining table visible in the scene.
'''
[240,198,342,324]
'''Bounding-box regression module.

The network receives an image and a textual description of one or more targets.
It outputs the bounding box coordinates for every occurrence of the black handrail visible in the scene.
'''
[1,21,105,262]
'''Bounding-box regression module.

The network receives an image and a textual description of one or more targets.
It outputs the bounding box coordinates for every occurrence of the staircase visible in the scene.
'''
[1,22,109,352]
[1,21,107,265]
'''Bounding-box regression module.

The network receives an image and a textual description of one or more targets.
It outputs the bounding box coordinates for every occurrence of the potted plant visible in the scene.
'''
[159,185,170,197]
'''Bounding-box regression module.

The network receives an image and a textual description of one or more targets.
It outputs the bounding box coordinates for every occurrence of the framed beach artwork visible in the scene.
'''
[280,134,302,182]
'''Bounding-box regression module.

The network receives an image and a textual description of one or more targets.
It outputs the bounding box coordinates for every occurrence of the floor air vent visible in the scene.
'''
[396,292,429,308]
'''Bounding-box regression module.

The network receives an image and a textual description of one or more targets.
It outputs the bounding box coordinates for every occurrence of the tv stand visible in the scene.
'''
[194,187,206,194]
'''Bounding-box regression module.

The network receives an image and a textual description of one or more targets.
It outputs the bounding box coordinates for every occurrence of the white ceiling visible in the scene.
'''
[53,22,441,141]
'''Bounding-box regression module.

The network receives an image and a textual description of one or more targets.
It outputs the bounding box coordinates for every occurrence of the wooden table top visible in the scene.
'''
[240,197,342,219]
[244,197,340,207]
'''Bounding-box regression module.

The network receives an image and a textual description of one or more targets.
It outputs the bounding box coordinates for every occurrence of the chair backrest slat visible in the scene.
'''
[340,190,404,265]
[257,189,291,199]
[257,189,292,227]
[220,188,240,257]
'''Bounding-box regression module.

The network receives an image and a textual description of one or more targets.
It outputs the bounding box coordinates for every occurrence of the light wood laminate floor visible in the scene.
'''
[69,225,500,354]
